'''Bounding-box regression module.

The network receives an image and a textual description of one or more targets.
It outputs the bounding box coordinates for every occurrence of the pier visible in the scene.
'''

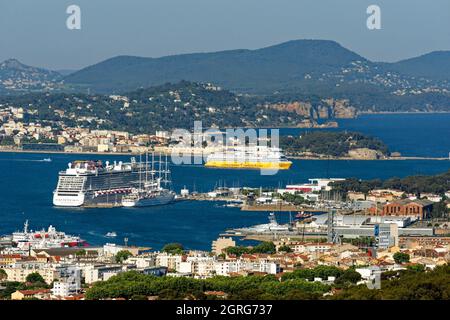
[241,204,328,212]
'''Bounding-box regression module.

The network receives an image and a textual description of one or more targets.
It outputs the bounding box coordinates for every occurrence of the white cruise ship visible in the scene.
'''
[53,158,142,207]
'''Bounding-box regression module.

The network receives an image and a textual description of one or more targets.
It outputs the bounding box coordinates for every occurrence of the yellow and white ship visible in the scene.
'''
[205,146,292,170]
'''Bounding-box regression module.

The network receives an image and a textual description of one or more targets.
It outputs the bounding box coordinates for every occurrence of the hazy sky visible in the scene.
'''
[0,0,449,70]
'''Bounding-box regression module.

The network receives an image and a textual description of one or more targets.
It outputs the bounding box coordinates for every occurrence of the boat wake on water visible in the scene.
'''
[0,157,52,162]
[87,230,107,238]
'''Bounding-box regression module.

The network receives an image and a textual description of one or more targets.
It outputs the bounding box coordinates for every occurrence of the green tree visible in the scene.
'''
[282,289,317,300]
[115,250,133,263]
[334,264,450,300]
[0,268,7,281]
[407,264,425,273]
[335,269,362,287]
[431,201,448,219]
[393,252,410,264]
[224,246,251,257]
[0,282,23,299]
[75,249,86,256]
[252,242,276,254]
[158,289,181,300]
[231,288,266,300]
[278,245,293,253]
[25,272,45,284]
[162,243,184,254]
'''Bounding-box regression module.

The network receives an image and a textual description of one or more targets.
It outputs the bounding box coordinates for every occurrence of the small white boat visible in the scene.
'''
[105,232,117,238]
[41,158,52,162]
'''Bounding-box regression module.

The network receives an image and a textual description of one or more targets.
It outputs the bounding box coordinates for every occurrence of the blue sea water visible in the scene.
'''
[280,113,450,157]
[0,114,449,250]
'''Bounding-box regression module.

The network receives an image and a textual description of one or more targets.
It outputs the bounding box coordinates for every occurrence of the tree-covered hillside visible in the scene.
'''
[331,170,450,195]
[386,51,450,81]
[0,81,329,133]
[280,131,389,157]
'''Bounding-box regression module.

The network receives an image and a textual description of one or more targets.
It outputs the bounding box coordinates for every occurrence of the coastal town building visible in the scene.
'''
[382,199,434,220]
[11,289,51,300]
[279,178,345,194]
[3,262,58,284]
[214,259,280,276]
[52,280,79,297]
[0,107,172,154]
[376,223,399,249]
[367,189,405,203]
[0,254,22,265]
[211,237,236,255]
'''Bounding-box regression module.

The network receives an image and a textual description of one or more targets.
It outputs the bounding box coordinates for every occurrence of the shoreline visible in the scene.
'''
[0,149,448,161]
[287,155,450,161]
[357,111,450,115]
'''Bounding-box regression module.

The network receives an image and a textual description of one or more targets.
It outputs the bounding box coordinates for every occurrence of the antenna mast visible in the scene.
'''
[145,152,148,184]
[164,154,169,188]
[139,153,142,189]
[159,153,162,187]
[151,152,155,183]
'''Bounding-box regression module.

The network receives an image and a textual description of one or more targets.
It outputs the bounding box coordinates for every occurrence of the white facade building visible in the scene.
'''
[283,178,345,193]
[213,260,280,276]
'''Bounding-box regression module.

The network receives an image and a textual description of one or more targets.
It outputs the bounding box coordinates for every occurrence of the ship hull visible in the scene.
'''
[205,160,292,170]
[53,192,85,207]
[53,190,132,208]
[122,192,175,207]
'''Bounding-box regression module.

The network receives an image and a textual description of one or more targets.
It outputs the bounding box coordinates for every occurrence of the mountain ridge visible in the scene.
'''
[0,39,449,104]
[386,51,450,80]
[0,58,63,94]
[63,39,370,93]
[61,39,450,95]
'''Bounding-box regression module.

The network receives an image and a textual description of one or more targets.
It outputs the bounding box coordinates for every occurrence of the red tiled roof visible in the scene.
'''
[204,291,227,296]
[18,289,50,295]
[0,254,22,259]
[64,294,85,300]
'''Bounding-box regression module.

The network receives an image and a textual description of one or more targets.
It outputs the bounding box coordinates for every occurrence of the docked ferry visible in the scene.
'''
[8,220,87,250]
[205,146,292,170]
